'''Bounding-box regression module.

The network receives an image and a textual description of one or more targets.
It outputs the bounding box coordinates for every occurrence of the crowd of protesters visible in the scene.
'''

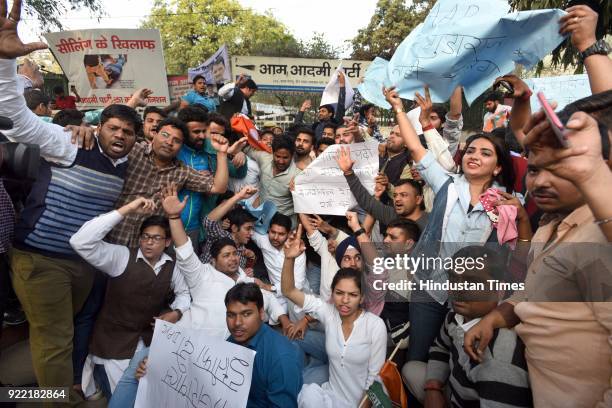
[0,0,611,407]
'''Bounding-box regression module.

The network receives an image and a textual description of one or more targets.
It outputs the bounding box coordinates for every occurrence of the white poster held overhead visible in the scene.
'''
[526,74,590,111]
[134,320,255,408]
[188,44,232,85]
[320,64,355,110]
[293,140,379,216]
[45,29,170,108]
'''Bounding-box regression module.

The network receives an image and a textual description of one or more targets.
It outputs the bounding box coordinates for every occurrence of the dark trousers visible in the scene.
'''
[408,292,448,362]
[72,269,107,385]
[0,253,9,341]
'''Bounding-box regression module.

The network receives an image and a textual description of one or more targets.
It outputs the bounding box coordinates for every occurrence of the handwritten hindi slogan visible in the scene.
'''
[526,74,590,111]
[134,320,255,408]
[359,0,567,106]
[293,141,379,216]
[44,29,170,109]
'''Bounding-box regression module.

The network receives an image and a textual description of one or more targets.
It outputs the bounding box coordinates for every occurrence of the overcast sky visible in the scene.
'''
[18,0,379,56]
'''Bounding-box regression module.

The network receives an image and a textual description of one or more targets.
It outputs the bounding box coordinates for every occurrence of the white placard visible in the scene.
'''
[526,74,590,111]
[45,29,170,108]
[135,320,256,408]
[292,140,379,216]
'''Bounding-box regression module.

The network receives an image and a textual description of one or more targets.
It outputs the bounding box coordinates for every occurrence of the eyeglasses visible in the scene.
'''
[140,233,166,243]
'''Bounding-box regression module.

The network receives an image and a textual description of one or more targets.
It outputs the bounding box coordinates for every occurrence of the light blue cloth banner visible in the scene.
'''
[358,57,392,109]
[360,0,567,107]
[526,74,590,111]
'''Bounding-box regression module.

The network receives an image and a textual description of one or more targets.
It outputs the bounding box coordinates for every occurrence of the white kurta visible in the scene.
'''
[297,294,387,408]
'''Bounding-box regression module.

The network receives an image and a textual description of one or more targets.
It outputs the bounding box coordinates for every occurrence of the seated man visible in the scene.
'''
[122,283,303,408]
[108,185,289,407]
[226,283,303,407]
[69,197,191,398]
[402,246,531,407]
[251,212,308,310]
[200,185,258,270]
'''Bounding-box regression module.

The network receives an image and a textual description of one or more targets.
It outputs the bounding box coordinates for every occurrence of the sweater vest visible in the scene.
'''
[90,249,175,359]
[14,143,127,258]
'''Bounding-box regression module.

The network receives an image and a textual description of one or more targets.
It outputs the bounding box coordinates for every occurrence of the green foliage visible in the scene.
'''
[24,0,103,30]
[510,0,611,73]
[142,0,338,74]
[350,0,432,60]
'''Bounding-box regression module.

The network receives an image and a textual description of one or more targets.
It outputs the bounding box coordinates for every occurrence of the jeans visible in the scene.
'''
[293,329,328,385]
[73,269,107,385]
[306,262,321,295]
[109,347,150,408]
[407,292,448,362]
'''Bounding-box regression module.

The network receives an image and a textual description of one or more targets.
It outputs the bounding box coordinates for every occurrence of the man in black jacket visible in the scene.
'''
[218,74,258,120]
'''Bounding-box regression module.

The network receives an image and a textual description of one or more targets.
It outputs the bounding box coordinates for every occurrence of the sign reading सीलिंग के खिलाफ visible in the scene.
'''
[292,140,379,216]
[231,56,370,92]
[44,29,170,109]
[134,320,256,408]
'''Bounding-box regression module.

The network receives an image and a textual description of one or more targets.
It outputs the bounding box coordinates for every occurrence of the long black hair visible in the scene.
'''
[331,268,362,294]
[461,132,515,194]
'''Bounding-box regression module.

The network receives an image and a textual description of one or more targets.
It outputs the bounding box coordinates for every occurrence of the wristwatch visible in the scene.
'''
[579,39,611,63]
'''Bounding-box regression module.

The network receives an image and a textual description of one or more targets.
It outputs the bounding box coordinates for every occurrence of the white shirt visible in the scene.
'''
[300,294,387,407]
[228,155,260,194]
[252,231,308,306]
[307,229,349,302]
[0,59,127,167]
[70,210,191,397]
[218,82,249,115]
[69,210,191,313]
[174,238,286,339]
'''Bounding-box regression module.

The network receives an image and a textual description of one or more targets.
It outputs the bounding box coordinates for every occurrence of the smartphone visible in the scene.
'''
[537,92,568,148]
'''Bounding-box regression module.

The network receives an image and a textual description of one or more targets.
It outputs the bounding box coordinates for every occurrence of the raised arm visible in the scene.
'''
[336,146,397,225]
[280,224,306,308]
[495,75,532,145]
[70,85,81,102]
[0,5,76,165]
[384,87,426,162]
[208,185,257,222]
[334,72,346,122]
[295,99,310,125]
[69,197,156,276]
[560,5,612,94]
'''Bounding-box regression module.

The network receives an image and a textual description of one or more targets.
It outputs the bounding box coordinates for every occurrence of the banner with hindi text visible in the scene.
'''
[292,141,379,216]
[134,320,255,408]
[231,56,370,92]
[45,29,170,108]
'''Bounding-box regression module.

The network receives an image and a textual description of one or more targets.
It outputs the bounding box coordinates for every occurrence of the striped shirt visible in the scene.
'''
[426,312,532,408]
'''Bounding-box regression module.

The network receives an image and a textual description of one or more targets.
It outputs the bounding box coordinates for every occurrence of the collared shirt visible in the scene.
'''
[252,231,307,295]
[307,229,349,303]
[510,205,612,408]
[218,82,249,115]
[182,90,217,112]
[417,151,505,303]
[174,238,285,338]
[199,217,247,268]
[108,142,214,247]
[228,324,302,408]
[300,294,387,407]
[245,148,299,217]
[69,209,191,313]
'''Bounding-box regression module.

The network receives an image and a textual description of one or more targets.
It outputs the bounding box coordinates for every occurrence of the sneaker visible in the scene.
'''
[3,308,26,326]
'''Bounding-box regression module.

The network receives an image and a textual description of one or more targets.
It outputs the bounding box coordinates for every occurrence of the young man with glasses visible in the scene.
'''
[69,196,191,399]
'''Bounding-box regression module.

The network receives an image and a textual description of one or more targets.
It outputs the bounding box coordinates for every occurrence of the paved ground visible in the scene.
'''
[0,324,107,407]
